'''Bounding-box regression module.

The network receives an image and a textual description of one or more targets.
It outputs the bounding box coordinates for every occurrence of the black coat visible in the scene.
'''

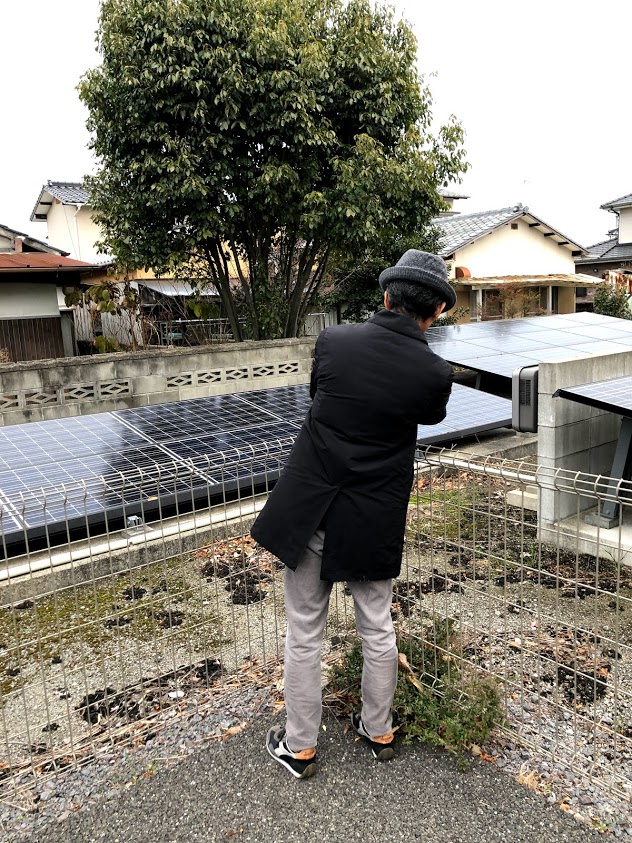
[250,310,453,581]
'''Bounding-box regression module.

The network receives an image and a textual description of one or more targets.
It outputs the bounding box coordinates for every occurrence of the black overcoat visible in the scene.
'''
[250,310,453,581]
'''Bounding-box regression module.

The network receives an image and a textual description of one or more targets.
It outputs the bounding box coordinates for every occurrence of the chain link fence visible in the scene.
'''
[0,446,630,803]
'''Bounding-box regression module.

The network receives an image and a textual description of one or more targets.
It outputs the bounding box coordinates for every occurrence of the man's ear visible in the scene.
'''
[384,290,390,310]
[434,301,447,318]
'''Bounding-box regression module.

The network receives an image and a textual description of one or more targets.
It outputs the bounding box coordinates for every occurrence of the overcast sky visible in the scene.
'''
[2,0,631,249]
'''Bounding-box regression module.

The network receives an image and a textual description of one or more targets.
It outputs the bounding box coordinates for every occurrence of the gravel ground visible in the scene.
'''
[2,707,611,843]
[1,660,630,841]
[2,498,632,839]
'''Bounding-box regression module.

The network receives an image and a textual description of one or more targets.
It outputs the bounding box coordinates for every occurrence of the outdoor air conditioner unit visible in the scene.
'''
[512,365,539,433]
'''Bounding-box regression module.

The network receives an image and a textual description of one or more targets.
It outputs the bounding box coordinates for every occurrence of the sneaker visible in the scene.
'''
[350,713,395,761]
[266,726,319,779]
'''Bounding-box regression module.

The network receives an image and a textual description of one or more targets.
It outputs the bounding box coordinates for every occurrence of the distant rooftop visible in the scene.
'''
[575,237,632,265]
[601,193,632,210]
[31,181,90,221]
[439,188,469,201]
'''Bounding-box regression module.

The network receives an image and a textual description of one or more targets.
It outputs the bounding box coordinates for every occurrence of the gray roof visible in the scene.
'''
[601,193,632,210]
[45,181,90,204]
[438,188,469,200]
[575,237,632,264]
[31,181,90,221]
[433,203,585,257]
[434,205,525,256]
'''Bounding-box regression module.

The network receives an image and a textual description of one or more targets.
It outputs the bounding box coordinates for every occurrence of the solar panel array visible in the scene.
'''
[555,375,632,419]
[426,312,632,378]
[417,383,511,444]
[0,382,511,546]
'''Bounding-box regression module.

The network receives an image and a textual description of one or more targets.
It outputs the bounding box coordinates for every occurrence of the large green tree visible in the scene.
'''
[80,0,467,340]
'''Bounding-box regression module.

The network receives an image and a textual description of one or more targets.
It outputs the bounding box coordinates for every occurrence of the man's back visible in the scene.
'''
[252,310,453,580]
[307,311,453,475]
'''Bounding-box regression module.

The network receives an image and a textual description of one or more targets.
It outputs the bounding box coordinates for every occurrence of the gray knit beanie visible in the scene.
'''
[378,249,456,310]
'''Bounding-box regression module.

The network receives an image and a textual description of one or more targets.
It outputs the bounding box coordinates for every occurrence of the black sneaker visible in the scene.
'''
[266,726,319,779]
[350,713,395,761]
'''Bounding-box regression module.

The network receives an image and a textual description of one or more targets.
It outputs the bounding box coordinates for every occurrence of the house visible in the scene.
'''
[0,253,109,361]
[433,203,598,321]
[575,193,632,279]
[31,182,108,264]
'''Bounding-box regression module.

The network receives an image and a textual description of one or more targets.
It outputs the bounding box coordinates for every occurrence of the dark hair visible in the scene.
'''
[385,281,445,321]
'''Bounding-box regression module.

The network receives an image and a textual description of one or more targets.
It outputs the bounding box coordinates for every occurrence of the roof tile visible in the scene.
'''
[601,193,632,210]
[433,205,524,256]
[575,238,632,264]
[45,182,90,205]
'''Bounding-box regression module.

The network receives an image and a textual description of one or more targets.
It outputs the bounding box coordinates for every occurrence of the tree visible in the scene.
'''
[321,227,450,323]
[80,0,467,341]
[593,281,632,320]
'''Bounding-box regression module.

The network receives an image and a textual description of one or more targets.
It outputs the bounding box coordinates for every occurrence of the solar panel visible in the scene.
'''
[116,394,276,440]
[426,313,632,378]
[0,415,150,472]
[0,377,514,551]
[0,390,306,543]
[417,383,511,444]
[555,375,632,418]
[235,385,313,423]
[454,354,537,378]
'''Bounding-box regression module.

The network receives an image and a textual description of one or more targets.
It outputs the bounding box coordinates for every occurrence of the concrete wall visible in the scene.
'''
[537,350,632,523]
[0,283,59,318]
[0,337,315,426]
[453,217,575,278]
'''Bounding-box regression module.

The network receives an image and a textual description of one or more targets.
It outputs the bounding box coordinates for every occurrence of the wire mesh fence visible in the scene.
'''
[0,445,630,804]
[405,448,632,801]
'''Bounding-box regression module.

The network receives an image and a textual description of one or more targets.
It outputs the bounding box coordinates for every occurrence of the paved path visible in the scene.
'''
[41,713,603,843]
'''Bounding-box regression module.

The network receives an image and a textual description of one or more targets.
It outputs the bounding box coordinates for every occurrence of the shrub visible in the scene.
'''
[327,627,503,756]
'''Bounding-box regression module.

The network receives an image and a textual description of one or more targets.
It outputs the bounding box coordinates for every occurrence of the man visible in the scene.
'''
[251,249,455,779]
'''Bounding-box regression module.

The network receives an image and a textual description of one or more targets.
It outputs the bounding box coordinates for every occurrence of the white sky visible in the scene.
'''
[2,0,631,248]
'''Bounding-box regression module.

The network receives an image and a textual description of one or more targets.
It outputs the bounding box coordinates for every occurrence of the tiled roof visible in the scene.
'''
[433,205,525,256]
[434,204,586,257]
[575,238,632,264]
[601,193,632,210]
[45,182,90,204]
[31,181,91,222]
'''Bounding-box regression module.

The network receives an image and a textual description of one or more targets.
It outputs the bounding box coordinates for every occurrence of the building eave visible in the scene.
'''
[455,273,600,288]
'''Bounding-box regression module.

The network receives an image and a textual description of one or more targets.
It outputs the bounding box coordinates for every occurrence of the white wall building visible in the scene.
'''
[434,203,596,321]
[31,182,110,264]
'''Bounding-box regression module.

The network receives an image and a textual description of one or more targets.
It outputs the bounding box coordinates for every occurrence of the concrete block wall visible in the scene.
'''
[0,338,315,426]
[537,350,632,523]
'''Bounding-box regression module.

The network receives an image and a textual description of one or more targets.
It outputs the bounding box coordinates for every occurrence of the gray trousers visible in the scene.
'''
[283,530,398,752]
